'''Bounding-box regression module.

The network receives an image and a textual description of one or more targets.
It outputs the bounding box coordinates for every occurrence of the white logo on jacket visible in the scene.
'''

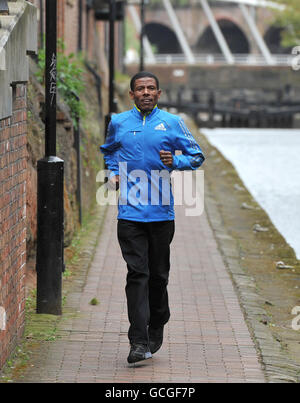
[154,123,167,131]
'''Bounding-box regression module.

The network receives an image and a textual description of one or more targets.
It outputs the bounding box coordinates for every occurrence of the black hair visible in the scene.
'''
[130,71,160,91]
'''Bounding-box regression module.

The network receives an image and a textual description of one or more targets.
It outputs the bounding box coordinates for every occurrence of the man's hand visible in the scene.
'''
[107,174,120,190]
[160,150,173,168]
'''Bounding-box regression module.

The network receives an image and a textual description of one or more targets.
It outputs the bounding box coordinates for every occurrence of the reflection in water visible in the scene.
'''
[202,128,300,260]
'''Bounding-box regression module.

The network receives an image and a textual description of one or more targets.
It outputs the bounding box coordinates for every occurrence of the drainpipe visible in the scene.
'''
[78,0,83,52]
[39,0,44,48]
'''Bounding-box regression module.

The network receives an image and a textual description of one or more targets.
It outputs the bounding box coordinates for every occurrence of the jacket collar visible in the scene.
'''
[133,104,159,120]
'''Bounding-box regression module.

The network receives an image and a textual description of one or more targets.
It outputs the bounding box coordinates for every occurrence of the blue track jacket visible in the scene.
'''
[100,105,205,222]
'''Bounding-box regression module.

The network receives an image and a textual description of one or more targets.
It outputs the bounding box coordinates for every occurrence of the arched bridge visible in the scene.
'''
[126,0,292,66]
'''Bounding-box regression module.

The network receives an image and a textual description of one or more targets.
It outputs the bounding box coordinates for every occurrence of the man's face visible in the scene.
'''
[129,77,161,114]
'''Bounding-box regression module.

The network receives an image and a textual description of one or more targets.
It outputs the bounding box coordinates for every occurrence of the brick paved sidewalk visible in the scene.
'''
[18,203,266,383]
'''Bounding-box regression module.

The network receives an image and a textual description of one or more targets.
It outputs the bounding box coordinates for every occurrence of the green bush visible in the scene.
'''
[275,0,300,47]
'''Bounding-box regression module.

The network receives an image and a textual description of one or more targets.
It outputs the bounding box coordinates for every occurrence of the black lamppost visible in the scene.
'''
[140,0,145,72]
[105,0,118,136]
[36,0,64,315]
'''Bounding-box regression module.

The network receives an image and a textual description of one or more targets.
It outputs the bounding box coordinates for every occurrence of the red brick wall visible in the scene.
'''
[63,0,79,55]
[32,1,102,63]
[62,0,94,58]
[0,84,27,369]
[57,0,65,44]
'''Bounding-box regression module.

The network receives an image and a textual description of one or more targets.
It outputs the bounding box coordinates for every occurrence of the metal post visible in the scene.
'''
[109,0,117,116]
[208,91,215,128]
[45,0,57,157]
[60,81,82,225]
[140,0,145,72]
[128,4,156,65]
[105,0,117,136]
[78,0,83,52]
[36,0,64,315]
[39,0,44,49]
[73,99,82,226]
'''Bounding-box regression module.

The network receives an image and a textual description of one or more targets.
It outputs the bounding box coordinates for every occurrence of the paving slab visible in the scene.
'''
[17,203,266,383]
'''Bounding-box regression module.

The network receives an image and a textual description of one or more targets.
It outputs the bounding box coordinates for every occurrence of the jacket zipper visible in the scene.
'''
[142,114,148,219]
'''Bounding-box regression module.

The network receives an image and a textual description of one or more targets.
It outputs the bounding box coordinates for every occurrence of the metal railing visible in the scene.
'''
[125,53,294,67]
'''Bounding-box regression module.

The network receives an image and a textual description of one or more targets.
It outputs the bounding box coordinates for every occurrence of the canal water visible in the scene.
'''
[201,128,300,260]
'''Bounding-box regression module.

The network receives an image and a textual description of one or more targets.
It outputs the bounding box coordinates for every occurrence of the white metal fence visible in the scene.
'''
[125,53,294,67]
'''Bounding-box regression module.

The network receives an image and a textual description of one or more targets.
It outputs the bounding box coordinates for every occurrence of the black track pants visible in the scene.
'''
[117,219,175,345]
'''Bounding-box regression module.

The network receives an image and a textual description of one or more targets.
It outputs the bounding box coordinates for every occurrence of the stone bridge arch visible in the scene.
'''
[144,22,181,53]
[195,18,250,54]
[143,3,286,57]
[264,26,291,54]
